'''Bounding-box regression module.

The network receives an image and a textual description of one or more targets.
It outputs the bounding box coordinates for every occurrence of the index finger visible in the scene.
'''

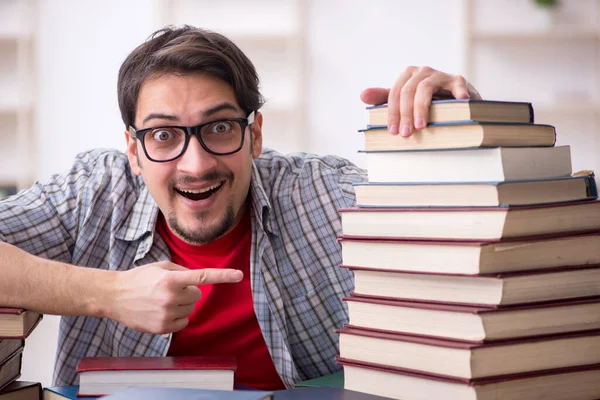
[169,268,243,287]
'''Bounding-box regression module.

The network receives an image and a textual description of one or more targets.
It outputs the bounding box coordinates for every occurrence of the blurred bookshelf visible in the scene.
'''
[158,0,308,154]
[0,0,37,192]
[464,0,600,176]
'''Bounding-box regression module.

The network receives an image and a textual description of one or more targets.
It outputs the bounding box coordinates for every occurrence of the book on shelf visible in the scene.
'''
[0,308,42,339]
[0,348,22,392]
[353,173,597,207]
[338,231,600,275]
[337,356,600,400]
[360,122,555,151]
[367,100,534,125]
[76,356,237,396]
[344,264,600,307]
[363,145,571,183]
[0,381,41,400]
[339,200,600,240]
[337,326,600,379]
[99,386,273,400]
[344,294,600,342]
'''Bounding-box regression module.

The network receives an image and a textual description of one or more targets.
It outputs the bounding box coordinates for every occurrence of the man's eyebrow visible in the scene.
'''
[203,102,242,118]
[142,113,178,125]
[140,102,242,126]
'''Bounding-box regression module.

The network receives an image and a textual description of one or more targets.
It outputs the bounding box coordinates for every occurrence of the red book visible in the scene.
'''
[0,308,42,339]
[337,356,600,400]
[0,381,42,399]
[344,294,600,342]
[342,263,600,307]
[338,230,600,275]
[339,199,600,240]
[336,325,600,380]
[76,356,236,396]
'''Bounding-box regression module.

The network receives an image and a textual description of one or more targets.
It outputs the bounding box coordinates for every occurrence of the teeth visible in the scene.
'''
[178,183,221,194]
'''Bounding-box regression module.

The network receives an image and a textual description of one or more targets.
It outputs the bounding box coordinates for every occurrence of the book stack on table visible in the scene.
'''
[336,100,600,400]
[0,308,43,399]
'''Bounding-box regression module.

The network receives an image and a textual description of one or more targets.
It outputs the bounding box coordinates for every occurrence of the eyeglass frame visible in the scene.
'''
[129,111,255,162]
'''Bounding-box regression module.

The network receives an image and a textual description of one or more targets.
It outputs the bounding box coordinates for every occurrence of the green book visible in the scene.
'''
[295,371,344,388]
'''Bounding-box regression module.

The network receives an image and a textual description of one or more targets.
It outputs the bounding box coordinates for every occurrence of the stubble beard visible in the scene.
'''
[167,205,236,245]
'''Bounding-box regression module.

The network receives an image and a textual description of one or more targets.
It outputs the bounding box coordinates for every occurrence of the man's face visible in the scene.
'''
[125,73,263,245]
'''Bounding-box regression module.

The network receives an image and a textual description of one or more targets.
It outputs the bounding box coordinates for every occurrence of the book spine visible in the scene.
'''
[528,103,535,123]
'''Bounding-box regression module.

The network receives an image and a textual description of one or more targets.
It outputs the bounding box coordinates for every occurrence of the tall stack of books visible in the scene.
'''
[335,100,600,400]
[0,307,43,399]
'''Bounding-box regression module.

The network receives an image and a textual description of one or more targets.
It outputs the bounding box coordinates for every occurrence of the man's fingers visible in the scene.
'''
[388,67,416,135]
[159,262,189,272]
[360,87,390,106]
[169,268,243,287]
[449,74,471,100]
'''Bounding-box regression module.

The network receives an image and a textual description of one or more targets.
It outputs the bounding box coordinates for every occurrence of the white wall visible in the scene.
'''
[23,0,465,386]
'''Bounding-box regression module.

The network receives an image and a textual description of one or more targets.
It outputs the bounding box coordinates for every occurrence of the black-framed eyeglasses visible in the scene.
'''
[129,111,255,162]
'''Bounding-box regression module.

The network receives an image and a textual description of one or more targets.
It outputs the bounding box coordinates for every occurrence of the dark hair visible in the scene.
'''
[117,25,264,128]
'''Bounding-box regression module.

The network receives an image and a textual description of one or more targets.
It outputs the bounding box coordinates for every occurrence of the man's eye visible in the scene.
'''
[211,122,233,134]
[152,129,175,141]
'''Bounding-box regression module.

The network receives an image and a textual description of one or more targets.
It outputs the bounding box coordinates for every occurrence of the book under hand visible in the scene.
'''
[345,294,600,342]
[0,381,41,400]
[367,100,534,125]
[353,173,597,208]
[360,122,555,151]
[344,264,600,306]
[338,231,600,275]
[363,145,571,183]
[337,357,600,400]
[337,326,600,380]
[76,356,237,397]
[0,308,42,339]
[339,200,600,240]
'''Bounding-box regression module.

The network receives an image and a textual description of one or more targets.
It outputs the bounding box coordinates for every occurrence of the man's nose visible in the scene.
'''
[177,135,218,174]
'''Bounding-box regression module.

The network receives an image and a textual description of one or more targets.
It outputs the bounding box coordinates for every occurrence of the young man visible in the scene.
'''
[0,26,480,389]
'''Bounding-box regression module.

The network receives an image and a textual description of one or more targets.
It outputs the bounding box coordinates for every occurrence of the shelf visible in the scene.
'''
[470,29,599,42]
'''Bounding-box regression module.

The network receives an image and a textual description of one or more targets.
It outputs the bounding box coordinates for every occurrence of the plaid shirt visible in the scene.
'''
[0,148,366,388]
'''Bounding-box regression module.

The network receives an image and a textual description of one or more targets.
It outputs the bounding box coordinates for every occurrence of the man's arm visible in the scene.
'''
[0,241,242,334]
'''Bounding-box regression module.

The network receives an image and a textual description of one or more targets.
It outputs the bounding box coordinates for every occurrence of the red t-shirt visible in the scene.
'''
[157,208,285,390]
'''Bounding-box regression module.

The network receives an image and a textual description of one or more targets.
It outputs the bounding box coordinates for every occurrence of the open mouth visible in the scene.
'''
[175,182,224,201]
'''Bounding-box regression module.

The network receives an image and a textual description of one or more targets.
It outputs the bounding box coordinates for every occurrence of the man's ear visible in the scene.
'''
[125,129,142,176]
[250,111,263,159]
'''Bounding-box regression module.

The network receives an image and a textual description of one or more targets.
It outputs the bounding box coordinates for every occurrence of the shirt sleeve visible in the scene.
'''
[0,149,130,263]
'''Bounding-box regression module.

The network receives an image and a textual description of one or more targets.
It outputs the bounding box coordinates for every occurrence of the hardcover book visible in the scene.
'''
[0,308,42,339]
[352,173,597,207]
[344,264,600,306]
[76,356,237,396]
[367,100,534,125]
[363,146,571,183]
[337,357,600,400]
[337,326,600,379]
[339,200,600,240]
[0,381,42,400]
[338,231,600,275]
[360,121,555,151]
[344,294,600,342]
